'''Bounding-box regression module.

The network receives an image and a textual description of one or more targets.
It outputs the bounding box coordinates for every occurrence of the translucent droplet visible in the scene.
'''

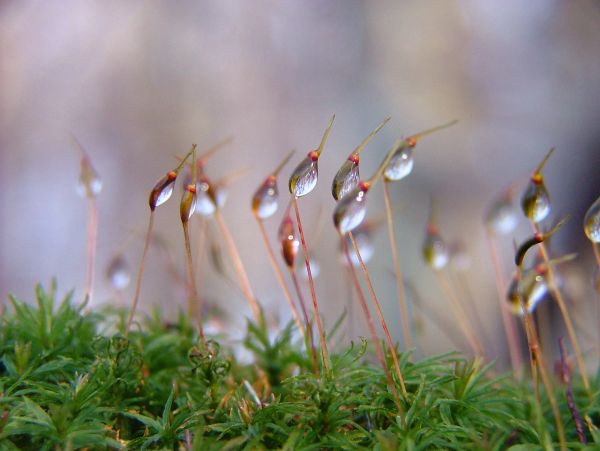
[297,255,320,280]
[194,178,218,217]
[332,159,360,201]
[279,216,299,268]
[252,177,279,219]
[289,153,318,198]
[384,147,414,182]
[107,255,130,290]
[77,167,102,198]
[506,269,548,315]
[485,196,518,235]
[450,243,471,272]
[180,187,197,223]
[340,231,374,267]
[215,186,228,208]
[521,181,551,223]
[422,230,449,270]
[333,185,368,235]
[149,172,177,210]
[584,195,600,243]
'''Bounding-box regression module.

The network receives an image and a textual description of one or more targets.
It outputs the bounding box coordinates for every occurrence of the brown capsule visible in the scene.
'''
[71,135,102,198]
[149,171,177,211]
[279,215,299,268]
[180,184,197,223]
[521,148,554,223]
[422,223,449,270]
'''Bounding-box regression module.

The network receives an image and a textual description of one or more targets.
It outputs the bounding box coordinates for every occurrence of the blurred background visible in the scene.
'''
[1,0,599,367]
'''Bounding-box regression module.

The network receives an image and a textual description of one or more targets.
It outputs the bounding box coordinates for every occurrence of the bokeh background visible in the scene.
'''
[2,0,599,367]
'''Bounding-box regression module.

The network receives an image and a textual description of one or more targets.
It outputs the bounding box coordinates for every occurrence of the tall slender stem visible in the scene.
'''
[255,217,305,336]
[183,223,206,347]
[382,182,412,351]
[348,231,408,398]
[340,234,405,416]
[214,210,261,321]
[292,197,331,375]
[532,224,591,395]
[289,268,319,375]
[485,229,523,375]
[126,212,154,336]
[84,197,98,306]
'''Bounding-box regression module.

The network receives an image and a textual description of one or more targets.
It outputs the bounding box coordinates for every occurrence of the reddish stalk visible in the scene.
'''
[348,231,408,398]
[340,233,405,416]
[292,197,331,374]
[183,222,206,347]
[289,267,319,375]
[382,181,412,351]
[485,229,523,375]
[256,218,305,336]
[84,197,98,306]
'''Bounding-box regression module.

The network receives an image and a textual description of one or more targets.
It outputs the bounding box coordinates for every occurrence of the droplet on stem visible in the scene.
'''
[422,200,448,270]
[584,195,600,243]
[289,115,335,198]
[107,255,131,290]
[521,148,555,223]
[339,229,374,267]
[149,145,196,211]
[333,181,370,235]
[71,135,102,198]
[252,150,294,219]
[279,215,299,268]
[507,268,549,315]
[180,183,198,223]
[485,190,518,235]
[195,175,219,217]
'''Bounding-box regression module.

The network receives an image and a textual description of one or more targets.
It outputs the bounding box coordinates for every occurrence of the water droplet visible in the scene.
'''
[107,255,130,290]
[279,216,299,268]
[422,231,449,270]
[289,154,318,197]
[215,186,228,208]
[485,196,518,235]
[339,231,374,267]
[584,195,600,242]
[149,172,177,210]
[384,147,414,182]
[252,177,279,219]
[333,185,369,235]
[180,187,197,222]
[332,160,360,201]
[450,243,471,272]
[521,180,551,223]
[506,269,548,315]
[194,178,218,216]
[77,172,102,198]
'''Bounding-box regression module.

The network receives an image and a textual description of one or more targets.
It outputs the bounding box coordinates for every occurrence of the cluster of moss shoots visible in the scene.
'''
[1,119,600,449]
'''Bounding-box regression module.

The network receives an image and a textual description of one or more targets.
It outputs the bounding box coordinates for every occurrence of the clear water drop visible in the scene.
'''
[521,181,551,223]
[506,269,548,315]
[289,155,318,197]
[485,196,518,235]
[180,188,197,222]
[333,185,368,235]
[149,173,177,210]
[332,160,360,201]
[194,179,217,216]
[584,195,600,243]
[215,186,228,208]
[107,255,131,290]
[384,147,414,182]
[422,231,449,270]
[252,177,279,219]
[340,231,374,267]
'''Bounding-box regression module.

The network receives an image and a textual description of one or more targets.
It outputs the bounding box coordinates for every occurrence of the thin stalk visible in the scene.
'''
[84,197,98,305]
[435,270,485,358]
[292,196,331,375]
[194,218,208,296]
[289,268,319,375]
[532,223,591,395]
[255,217,305,337]
[382,181,412,351]
[593,242,600,272]
[340,233,405,417]
[126,212,154,336]
[348,231,408,398]
[214,209,261,321]
[183,223,206,347]
[485,229,523,375]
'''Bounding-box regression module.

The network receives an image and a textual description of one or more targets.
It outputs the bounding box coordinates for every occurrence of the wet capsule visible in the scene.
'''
[584,195,600,243]
[422,223,449,270]
[279,215,299,268]
[333,181,371,235]
[180,184,197,223]
[331,117,390,201]
[107,255,131,290]
[72,135,102,198]
[289,115,335,198]
[252,151,294,219]
[149,171,177,210]
[339,229,374,267]
[521,148,554,223]
[506,268,549,315]
[194,175,219,217]
[485,190,518,235]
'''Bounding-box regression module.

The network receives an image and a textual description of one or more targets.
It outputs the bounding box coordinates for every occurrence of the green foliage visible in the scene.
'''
[1,283,599,449]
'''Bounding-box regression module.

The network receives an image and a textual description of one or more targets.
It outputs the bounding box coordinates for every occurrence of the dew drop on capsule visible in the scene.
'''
[149,171,177,210]
[485,196,518,235]
[521,180,551,223]
[332,157,360,201]
[194,178,218,217]
[180,186,197,223]
[252,177,279,219]
[506,270,548,315]
[422,227,449,270]
[333,184,369,235]
[107,255,131,290]
[289,152,319,198]
[584,195,600,243]
[339,231,374,267]
[384,146,414,182]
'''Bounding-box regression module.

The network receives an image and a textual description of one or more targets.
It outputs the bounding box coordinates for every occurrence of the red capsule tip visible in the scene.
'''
[187,184,197,194]
[359,180,371,192]
[348,154,360,165]
[534,232,543,242]
[167,171,177,180]
[406,137,418,148]
[532,173,543,185]
[427,223,438,235]
[308,151,319,162]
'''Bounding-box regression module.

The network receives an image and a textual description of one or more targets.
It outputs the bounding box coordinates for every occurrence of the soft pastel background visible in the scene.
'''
[1,1,599,366]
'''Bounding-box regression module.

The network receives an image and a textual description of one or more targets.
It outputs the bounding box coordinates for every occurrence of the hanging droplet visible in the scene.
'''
[149,171,177,210]
[279,216,299,268]
[180,184,197,223]
[521,180,551,223]
[422,224,449,270]
[215,186,228,209]
[77,163,102,198]
[339,230,374,267]
[289,152,319,198]
[584,195,600,243]
[252,176,279,219]
[384,145,414,182]
[194,176,218,217]
[107,255,131,290]
[333,182,370,235]
[332,158,360,201]
[506,268,549,315]
[485,194,518,235]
